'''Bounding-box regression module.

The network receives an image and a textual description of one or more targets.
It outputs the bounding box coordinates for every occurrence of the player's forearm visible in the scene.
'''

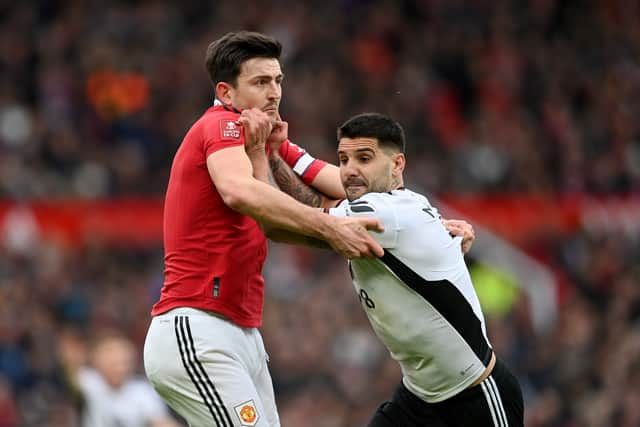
[264,226,331,250]
[268,152,324,207]
[221,175,335,239]
[278,140,346,199]
[308,163,347,199]
[247,149,270,183]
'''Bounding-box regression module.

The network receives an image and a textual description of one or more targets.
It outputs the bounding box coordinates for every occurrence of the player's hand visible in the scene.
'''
[327,216,384,259]
[237,108,273,155]
[267,112,288,154]
[443,219,475,254]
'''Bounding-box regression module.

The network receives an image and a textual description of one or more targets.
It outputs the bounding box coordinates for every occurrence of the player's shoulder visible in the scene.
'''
[400,188,433,206]
[194,105,244,145]
[346,192,388,211]
[359,188,428,207]
[199,105,239,127]
[344,188,431,212]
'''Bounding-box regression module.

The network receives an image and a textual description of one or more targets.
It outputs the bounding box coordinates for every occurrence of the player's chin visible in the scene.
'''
[346,186,366,201]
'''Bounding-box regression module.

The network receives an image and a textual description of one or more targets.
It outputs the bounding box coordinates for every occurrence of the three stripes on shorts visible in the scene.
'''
[174,315,234,427]
[481,376,509,426]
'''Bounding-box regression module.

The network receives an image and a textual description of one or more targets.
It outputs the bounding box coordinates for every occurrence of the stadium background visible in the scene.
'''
[1,0,639,425]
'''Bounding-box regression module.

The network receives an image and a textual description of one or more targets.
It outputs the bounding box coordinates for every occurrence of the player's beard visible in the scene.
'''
[344,178,368,201]
[344,164,395,201]
[263,103,279,124]
[344,177,393,201]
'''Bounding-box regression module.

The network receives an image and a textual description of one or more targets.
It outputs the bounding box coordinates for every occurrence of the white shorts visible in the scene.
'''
[143,307,280,427]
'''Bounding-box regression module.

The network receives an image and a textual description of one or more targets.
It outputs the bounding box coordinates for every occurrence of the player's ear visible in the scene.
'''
[393,152,406,175]
[215,82,233,104]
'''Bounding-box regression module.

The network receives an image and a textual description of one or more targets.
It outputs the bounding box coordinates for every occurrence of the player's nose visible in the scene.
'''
[343,161,360,178]
[267,81,281,100]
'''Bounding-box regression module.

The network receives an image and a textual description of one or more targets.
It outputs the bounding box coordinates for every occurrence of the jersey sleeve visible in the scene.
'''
[278,140,328,185]
[328,194,399,248]
[203,113,245,157]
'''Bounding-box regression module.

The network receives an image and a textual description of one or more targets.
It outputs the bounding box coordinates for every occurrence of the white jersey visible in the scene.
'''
[329,189,492,403]
[78,368,170,427]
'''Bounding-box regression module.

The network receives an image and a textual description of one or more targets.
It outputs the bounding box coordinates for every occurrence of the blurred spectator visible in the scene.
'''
[1,0,639,198]
[58,329,180,427]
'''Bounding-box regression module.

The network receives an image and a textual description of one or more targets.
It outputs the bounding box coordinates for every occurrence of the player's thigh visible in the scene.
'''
[479,360,524,427]
[250,333,279,427]
[144,310,276,427]
[152,355,269,427]
[435,360,524,427]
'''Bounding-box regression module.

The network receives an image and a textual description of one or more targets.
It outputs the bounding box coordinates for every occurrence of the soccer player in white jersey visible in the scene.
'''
[247,113,524,426]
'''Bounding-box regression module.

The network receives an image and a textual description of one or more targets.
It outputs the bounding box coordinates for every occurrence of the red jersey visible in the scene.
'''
[152,104,267,327]
[152,103,327,327]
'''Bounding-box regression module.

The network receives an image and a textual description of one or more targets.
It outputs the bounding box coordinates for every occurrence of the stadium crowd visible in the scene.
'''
[0,0,639,426]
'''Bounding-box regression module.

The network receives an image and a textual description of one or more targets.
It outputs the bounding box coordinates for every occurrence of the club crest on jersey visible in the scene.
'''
[234,400,259,426]
[220,120,241,139]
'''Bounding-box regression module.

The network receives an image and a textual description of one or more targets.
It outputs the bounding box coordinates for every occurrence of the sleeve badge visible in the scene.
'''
[220,120,241,139]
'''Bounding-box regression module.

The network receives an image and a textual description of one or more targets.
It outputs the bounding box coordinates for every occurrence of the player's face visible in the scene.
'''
[226,58,283,122]
[338,137,404,201]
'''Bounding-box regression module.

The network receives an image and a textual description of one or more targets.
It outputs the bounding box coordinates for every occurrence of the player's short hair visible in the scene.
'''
[337,113,406,153]
[205,31,282,88]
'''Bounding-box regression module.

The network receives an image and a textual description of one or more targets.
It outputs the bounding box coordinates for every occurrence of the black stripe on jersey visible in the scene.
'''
[349,200,370,205]
[379,250,493,366]
[174,316,230,427]
[350,205,375,213]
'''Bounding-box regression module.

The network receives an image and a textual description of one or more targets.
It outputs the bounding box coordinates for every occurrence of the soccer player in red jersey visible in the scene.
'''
[143,32,384,427]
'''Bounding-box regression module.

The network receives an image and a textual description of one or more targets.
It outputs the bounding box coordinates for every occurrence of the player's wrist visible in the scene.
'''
[267,145,282,159]
[313,212,339,240]
[266,136,287,155]
[246,144,266,157]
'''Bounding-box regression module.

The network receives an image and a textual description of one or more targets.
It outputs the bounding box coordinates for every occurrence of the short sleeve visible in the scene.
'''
[203,113,245,157]
[279,140,328,184]
[328,194,399,248]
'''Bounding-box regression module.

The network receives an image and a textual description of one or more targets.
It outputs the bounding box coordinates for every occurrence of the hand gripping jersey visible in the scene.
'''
[329,189,493,403]
[152,103,326,327]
